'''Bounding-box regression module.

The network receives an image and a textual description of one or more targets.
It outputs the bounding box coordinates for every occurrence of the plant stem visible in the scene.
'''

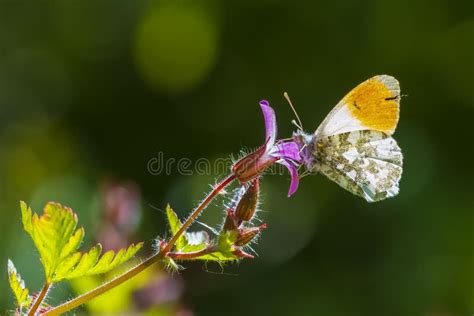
[167,246,217,260]
[28,282,51,316]
[44,253,163,315]
[44,174,236,315]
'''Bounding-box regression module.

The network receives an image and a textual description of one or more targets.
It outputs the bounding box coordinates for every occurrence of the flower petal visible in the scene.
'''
[259,100,276,149]
[275,141,302,162]
[278,160,299,197]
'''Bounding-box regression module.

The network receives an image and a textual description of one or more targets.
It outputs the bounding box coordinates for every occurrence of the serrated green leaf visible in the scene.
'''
[20,201,143,282]
[59,227,85,261]
[7,259,31,308]
[166,204,186,250]
[173,231,240,262]
[21,201,81,282]
[189,230,240,261]
[166,204,180,235]
[56,243,143,280]
[166,204,211,254]
[20,201,33,235]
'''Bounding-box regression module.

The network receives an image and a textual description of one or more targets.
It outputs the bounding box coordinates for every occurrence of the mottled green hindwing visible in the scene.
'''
[314,130,403,202]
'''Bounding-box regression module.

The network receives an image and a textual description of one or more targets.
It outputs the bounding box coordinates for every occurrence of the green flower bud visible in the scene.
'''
[235,224,266,246]
[223,208,238,231]
[235,179,259,222]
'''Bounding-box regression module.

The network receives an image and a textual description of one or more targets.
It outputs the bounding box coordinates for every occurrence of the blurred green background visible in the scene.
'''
[0,0,473,315]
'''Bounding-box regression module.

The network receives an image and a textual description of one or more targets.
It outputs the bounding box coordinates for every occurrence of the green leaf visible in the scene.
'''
[180,231,208,252]
[166,204,210,252]
[21,201,81,281]
[7,259,31,308]
[21,201,143,282]
[164,204,241,262]
[166,204,186,250]
[190,230,239,261]
[165,204,180,235]
[165,204,242,262]
[217,230,239,252]
[178,231,241,262]
[55,243,143,280]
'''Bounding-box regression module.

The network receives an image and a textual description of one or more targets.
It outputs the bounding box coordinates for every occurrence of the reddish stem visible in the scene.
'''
[167,246,217,260]
[28,282,51,316]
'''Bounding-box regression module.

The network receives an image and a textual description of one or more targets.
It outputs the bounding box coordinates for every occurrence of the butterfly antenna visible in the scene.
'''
[283,92,304,130]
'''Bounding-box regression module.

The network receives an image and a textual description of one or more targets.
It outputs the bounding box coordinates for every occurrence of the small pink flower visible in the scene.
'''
[232,100,302,196]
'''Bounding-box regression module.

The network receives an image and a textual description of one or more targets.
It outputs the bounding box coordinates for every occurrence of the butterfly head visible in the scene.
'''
[283,92,318,172]
[292,130,317,172]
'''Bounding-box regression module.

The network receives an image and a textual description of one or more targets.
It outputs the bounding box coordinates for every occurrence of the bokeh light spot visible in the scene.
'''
[134,4,219,94]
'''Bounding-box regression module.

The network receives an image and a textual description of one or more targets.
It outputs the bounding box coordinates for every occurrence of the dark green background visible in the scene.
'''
[0,0,472,315]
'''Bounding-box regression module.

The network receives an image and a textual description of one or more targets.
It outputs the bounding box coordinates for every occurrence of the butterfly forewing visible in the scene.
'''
[315,130,403,202]
[315,75,400,138]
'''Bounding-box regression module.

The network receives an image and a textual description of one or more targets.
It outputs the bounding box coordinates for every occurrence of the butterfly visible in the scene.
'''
[291,75,403,202]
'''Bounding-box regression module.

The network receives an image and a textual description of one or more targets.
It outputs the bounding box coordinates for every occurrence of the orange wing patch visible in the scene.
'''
[344,75,400,135]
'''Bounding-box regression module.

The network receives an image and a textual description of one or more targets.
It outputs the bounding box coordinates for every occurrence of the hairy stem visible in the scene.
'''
[44,174,236,315]
[167,246,217,260]
[44,254,163,315]
[28,282,51,316]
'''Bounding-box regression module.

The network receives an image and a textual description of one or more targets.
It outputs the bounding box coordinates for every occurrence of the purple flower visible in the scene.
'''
[232,100,302,197]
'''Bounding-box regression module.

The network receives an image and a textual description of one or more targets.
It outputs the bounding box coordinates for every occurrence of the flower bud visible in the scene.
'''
[222,208,238,231]
[235,224,266,246]
[235,179,259,222]
[232,144,277,183]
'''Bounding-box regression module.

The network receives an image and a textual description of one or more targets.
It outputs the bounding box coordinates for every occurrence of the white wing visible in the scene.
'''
[314,130,403,202]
